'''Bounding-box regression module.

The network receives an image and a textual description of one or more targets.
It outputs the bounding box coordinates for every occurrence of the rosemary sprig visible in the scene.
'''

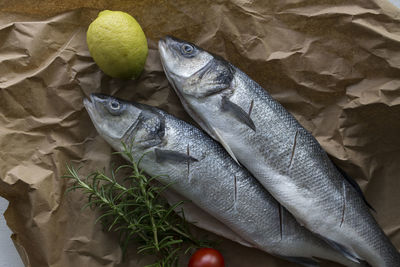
[64,144,213,267]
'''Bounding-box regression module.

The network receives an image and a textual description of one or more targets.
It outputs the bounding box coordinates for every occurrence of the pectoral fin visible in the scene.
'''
[278,256,320,267]
[221,97,256,131]
[315,234,362,264]
[155,149,198,163]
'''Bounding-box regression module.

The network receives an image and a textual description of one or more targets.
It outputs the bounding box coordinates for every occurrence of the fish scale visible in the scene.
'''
[158,35,400,267]
[129,106,363,265]
[84,94,364,267]
[234,70,397,264]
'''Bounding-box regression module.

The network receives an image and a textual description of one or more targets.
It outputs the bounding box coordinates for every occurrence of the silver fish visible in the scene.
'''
[84,93,361,267]
[158,36,400,267]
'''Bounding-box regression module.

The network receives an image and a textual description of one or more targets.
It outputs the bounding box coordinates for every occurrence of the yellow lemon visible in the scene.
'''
[87,10,148,79]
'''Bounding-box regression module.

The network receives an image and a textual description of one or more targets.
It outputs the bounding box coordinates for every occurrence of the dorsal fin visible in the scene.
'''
[332,162,376,212]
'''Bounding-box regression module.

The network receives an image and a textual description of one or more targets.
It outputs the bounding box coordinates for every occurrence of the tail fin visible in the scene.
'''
[315,233,365,265]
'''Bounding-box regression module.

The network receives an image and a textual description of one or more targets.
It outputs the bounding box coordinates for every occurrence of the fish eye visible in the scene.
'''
[181,44,194,54]
[110,100,120,110]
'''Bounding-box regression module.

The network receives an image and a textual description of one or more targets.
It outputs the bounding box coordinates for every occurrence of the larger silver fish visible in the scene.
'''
[84,93,362,266]
[158,36,400,267]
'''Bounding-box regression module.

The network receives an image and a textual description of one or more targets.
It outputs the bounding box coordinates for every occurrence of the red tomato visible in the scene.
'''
[188,248,225,267]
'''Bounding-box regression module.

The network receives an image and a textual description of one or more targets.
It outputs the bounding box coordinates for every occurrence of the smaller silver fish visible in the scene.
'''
[84,93,363,267]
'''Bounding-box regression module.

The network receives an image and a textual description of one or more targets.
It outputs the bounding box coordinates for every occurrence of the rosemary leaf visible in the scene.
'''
[63,146,214,266]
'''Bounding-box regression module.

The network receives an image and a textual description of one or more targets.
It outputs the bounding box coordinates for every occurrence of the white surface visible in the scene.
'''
[0,197,24,267]
[389,0,400,7]
[0,2,399,267]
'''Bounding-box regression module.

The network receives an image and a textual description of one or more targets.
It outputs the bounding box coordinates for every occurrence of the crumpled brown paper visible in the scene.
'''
[1,1,400,266]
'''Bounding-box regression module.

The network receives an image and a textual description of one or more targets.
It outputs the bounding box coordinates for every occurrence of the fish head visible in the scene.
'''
[159,36,234,99]
[84,94,164,152]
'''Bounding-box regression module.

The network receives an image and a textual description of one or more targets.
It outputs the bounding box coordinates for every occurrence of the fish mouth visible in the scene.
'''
[83,94,94,112]
[83,95,96,127]
[158,36,181,76]
[158,37,180,91]
[83,93,103,124]
[84,93,111,107]
[158,38,169,69]
[158,35,178,46]
[84,93,116,118]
